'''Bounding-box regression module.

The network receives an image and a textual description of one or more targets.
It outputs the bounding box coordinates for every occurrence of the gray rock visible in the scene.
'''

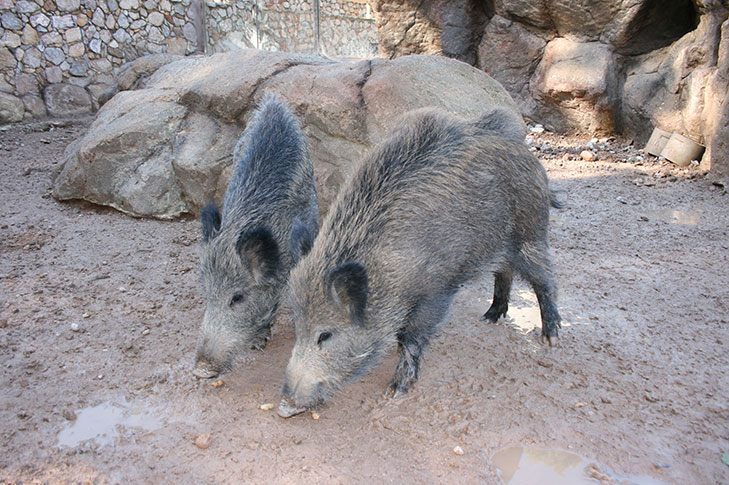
[89,38,103,54]
[53,51,523,219]
[44,83,93,117]
[30,13,51,28]
[44,47,66,66]
[70,60,89,76]
[23,47,42,69]
[52,14,76,30]
[17,1,40,13]
[45,66,64,83]
[1,13,23,31]
[0,92,24,123]
[57,0,81,12]
[22,94,47,118]
[15,73,39,96]
[0,46,15,69]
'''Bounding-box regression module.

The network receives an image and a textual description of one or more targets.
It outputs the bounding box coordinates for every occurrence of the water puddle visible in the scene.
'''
[642,209,699,226]
[504,289,542,334]
[493,447,665,485]
[57,398,161,448]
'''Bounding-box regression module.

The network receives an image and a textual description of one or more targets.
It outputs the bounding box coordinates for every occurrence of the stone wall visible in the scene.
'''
[0,0,204,122]
[207,0,377,58]
[0,0,376,123]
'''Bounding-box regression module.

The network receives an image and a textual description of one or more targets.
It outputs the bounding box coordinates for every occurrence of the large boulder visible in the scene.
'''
[53,50,524,219]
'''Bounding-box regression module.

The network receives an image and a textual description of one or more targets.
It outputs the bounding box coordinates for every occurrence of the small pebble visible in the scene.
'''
[260,403,275,411]
[310,410,320,420]
[194,433,212,449]
[453,446,464,455]
[141,329,150,336]
[70,323,80,332]
[575,402,588,408]
[211,379,224,388]
[62,409,76,421]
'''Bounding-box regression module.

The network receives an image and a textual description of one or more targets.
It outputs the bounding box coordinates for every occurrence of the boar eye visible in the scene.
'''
[317,332,332,346]
[230,293,245,307]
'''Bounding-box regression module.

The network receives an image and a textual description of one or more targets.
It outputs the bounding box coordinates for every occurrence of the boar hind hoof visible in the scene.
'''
[192,366,219,379]
[250,339,269,351]
[539,334,560,347]
[481,306,507,323]
[384,382,411,399]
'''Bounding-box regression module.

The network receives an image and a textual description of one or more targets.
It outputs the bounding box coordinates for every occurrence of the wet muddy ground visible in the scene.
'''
[1,118,728,484]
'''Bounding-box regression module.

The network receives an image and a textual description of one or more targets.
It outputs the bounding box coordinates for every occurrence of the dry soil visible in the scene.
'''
[1,118,728,484]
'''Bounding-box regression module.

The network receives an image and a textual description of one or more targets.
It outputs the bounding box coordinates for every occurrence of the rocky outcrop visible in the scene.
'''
[374,0,729,172]
[374,0,489,65]
[52,49,524,219]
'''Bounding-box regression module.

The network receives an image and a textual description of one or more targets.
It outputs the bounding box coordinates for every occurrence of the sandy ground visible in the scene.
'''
[1,117,728,484]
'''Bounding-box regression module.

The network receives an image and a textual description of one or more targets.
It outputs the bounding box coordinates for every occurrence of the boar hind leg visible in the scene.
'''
[515,244,561,346]
[386,293,453,398]
[481,268,514,323]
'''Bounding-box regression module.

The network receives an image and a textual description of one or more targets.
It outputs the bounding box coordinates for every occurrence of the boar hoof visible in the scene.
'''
[539,334,560,347]
[192,366,219,379]
[384,382,411,399]
[250,337,269,351]
[250,328,272,351]
[481,307,507,323]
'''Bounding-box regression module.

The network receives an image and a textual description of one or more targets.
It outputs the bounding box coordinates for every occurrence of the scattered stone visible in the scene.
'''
[211,379,224,388]
[70,322,80,332]
[575,402,588,408]
[260,403,275,411]
[141,328,150,336]
[453,445,464,455]
[310,410,320,420]
[194,433,212,449]
[580,150,596,162]
[62,409,76,421]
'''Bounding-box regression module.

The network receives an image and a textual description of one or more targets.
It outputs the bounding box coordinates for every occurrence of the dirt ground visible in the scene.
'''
[1,117,728,484]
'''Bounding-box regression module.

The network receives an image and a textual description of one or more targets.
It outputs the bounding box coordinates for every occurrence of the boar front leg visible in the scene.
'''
[385,292,454,398]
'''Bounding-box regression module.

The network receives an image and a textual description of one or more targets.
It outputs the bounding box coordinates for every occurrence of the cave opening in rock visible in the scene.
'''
[618,0,700,55]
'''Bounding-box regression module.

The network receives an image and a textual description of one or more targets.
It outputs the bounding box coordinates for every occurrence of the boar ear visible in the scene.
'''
[289,218,314,261]
[236,227,280,284]
[328,262,368,326]
[201,203,221,243]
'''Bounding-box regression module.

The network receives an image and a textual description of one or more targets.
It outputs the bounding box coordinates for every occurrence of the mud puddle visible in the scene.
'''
[57,398,161,448]
[642,209,700,226]
[493,447,666,485]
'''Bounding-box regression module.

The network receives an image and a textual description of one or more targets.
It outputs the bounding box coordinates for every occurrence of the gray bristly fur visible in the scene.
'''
[282,107,562,410]
[194,93,319,378]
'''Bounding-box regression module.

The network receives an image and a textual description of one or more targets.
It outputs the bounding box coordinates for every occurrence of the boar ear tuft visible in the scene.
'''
[289,218,314,261]
[236,227,280,284]
[201,203,221,243]
[328,262,368,326]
